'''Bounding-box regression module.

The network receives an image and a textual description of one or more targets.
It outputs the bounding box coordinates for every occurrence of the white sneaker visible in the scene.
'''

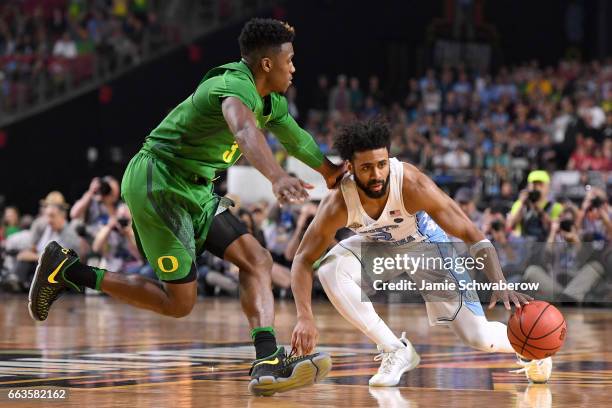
[369,332,420,387]
[512,355,552,383]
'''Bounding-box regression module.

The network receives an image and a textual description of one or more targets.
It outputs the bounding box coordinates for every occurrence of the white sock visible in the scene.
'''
[449,305,514,353]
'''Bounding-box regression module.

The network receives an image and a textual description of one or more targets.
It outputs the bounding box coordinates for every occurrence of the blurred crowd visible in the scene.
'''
[0,177,338,299]
[286,59,612,202]
[0,0,168,112]
[1,167,611,304]
[2,56,612,304]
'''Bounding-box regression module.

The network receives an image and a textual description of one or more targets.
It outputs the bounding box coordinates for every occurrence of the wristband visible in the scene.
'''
[469,239,494,258]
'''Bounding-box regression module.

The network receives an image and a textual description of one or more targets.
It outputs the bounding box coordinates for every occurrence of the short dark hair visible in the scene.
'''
[238,18,295,62]
[333,118,391,161]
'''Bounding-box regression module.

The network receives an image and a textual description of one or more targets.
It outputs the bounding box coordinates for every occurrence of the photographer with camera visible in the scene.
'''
[71,176,121,240]
[92,203,141,273]
[483,209,528,281]
[576,186,612,243]
[523,204,605,302]
[507,170,563,241]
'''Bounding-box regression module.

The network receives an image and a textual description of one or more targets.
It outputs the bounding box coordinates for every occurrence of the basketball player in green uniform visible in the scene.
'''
[28,18,343,396]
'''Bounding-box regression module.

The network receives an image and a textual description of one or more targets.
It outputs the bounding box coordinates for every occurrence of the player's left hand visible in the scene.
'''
[489,289,532,310]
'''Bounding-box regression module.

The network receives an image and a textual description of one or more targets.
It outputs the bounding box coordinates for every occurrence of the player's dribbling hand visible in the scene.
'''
[291,317,319,356]
[489,289,533,310]
[273,174,313,205]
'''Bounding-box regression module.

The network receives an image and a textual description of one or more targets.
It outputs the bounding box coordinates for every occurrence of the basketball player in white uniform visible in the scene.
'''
[290,119,552,386]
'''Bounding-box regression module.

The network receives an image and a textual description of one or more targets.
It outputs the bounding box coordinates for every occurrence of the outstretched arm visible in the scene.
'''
[291,191,347,354]
[404,164,531,309]
[267,109,347,189]
[222,97,311,204]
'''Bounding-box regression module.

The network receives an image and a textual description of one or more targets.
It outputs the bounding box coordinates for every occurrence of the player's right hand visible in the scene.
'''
[273,174,313,205]
[325,161,348,189]
[291,317,319,356]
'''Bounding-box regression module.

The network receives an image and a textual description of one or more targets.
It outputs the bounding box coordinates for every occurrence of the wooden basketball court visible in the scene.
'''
[0,294,609,407]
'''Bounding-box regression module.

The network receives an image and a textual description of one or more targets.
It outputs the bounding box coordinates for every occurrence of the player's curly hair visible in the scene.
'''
[238,18,295,62]
[333,118,392,161]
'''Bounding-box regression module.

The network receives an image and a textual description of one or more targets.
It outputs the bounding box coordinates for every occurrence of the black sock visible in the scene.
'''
[64,261,101,290]
[253,331,278,359]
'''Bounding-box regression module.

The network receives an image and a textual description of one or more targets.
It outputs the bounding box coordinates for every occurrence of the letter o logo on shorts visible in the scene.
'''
[157,256,179,273]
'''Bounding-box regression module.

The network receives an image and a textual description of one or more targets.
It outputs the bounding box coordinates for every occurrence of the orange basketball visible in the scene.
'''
[507,300,567,360]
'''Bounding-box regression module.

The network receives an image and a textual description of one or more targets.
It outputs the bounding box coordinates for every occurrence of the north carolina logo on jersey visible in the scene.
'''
[361,225,399,242]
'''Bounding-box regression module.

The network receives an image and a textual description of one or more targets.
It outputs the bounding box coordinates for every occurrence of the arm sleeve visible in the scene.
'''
[266,97,324,169]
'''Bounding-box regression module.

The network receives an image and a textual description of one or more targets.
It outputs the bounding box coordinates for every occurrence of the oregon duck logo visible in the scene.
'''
[157,256,179,273]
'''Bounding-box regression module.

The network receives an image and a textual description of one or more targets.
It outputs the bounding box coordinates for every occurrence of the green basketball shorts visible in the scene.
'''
[121,151,220,282]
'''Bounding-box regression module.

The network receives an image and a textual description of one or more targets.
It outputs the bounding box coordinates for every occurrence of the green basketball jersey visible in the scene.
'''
[142,60,323,181]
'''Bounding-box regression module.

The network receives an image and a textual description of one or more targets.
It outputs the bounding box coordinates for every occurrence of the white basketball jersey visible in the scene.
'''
[340,157,448,245]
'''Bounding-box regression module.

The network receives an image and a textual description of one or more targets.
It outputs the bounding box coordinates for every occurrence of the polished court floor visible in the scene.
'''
[0,294,610,407]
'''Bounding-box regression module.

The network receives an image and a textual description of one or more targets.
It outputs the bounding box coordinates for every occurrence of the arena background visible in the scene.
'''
[1,1,612,407]
[1,0,611,211]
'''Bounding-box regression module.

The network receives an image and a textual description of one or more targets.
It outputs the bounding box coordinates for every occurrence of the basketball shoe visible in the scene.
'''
[248,346,332,396]
[512,355,553,383]
[369,332,420,387]
[28,241,82,321]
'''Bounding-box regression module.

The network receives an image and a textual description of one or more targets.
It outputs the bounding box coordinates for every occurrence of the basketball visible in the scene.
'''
[507,300,567,360]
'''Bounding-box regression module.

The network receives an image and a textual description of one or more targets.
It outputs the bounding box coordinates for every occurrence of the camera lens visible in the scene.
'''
[591,197,603,209]
[528,190,541,203]
[117,218,130,228]
[99,180,112,196]
[491,220,504,231]
[560,219,574,232]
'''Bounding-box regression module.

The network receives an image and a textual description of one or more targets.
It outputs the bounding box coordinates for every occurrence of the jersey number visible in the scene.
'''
[223,142,239,163]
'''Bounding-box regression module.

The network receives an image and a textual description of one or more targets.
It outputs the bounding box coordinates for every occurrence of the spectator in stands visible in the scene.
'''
[52,31,77,58]
[522,204,606,303]
[507,170,563,241]
[484,210,528,279]
[576,186,612,243]
[71,176,121,240]
[283,201,318,261]
[92,203,141,273]
[443,143,471,169]
[236,206,289,293]
[349,77,363,113]
[329,74,350,114]
[1,206,20,240]
[454,187,483,230]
